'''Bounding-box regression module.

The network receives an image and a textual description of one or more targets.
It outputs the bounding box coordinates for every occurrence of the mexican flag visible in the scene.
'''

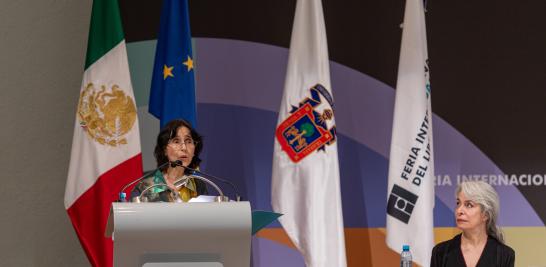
[64,0,142,266]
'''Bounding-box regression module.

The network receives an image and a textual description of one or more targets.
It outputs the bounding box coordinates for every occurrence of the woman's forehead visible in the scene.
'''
[175,126,191,137]
[457,192,478,203]
[457,192,470,200]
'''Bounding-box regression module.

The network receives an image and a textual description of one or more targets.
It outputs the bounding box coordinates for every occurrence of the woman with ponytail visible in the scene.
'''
[430,181,515,267]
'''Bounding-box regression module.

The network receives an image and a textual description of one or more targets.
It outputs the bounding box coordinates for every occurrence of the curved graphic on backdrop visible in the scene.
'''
[127,38,546,266]
[191,38,543,227]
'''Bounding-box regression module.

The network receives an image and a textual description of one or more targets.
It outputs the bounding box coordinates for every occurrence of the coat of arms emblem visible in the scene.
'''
[77,83,137,146]
[276,84,337,162]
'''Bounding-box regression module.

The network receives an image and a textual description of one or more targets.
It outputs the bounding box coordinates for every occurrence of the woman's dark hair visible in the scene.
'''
[154,119,203,170]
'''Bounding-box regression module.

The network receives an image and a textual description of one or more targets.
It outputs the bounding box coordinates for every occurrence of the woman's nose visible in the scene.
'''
[455,206,463,215]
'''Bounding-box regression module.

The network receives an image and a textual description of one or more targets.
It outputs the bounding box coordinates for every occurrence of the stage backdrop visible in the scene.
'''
[120,1,546,266]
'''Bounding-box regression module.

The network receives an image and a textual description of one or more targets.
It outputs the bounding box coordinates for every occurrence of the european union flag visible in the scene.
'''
[149,0,196,128]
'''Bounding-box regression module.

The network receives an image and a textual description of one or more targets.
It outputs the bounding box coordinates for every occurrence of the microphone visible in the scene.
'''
[118,160,175,202]
[171,160,242,201]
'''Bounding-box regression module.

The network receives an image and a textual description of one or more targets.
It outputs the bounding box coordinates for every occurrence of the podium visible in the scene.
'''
[106,202,251,267]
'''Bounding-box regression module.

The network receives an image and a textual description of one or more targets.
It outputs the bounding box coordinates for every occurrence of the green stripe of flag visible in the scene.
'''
[84,0,124,69]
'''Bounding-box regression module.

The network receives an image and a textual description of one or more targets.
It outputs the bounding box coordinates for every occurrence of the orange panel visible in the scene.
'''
[256,228,414,267]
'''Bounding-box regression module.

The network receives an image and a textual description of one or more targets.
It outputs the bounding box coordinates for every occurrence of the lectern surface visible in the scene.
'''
[107,202,251,267]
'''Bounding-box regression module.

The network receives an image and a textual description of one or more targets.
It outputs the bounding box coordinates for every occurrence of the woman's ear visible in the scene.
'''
[481,211,489,223]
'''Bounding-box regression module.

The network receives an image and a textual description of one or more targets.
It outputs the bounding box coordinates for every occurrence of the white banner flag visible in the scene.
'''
[386,0,435,266]
[271,0,347,266]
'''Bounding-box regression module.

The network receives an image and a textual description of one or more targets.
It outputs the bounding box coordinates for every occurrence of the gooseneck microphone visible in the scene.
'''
[118,161,175,202]
[171,160,242,201]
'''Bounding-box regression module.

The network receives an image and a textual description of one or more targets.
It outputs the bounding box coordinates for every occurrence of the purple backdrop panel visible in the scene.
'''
[251,237,304,267]
[193,37,543,226]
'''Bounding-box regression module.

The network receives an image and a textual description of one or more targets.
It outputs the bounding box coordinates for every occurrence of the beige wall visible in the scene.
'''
[0,0,92,265]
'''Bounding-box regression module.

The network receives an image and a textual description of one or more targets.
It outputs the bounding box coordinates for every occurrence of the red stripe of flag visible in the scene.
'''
[67,154,142,267]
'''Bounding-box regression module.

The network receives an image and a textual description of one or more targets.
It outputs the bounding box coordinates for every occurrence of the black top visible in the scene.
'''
[431,234,515,267]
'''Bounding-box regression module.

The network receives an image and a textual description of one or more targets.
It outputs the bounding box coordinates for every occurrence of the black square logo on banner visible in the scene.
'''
[387,184,419,224]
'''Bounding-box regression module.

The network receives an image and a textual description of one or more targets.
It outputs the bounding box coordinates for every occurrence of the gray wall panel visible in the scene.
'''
[0,0,92,265]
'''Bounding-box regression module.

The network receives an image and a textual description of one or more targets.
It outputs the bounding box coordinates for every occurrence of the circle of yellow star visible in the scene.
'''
[182,56,194,71]
[163,65,174,80]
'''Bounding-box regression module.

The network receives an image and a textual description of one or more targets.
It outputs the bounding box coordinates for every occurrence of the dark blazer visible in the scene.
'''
[430,234,515,267]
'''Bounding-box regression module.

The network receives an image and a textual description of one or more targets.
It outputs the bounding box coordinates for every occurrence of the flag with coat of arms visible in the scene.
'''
[64,0,143,266]
[271,0,347,266]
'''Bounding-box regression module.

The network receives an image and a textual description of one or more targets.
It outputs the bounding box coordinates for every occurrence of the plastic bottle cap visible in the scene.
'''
[402,245,410,251]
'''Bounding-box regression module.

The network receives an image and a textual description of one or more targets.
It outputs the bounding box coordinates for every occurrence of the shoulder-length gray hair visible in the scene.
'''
[456,181,504,243]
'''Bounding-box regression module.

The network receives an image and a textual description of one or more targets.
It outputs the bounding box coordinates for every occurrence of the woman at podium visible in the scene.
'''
[430,181,515,267]
[131,119,207,202]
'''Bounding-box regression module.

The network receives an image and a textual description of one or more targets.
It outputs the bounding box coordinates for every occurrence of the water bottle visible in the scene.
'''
[119,192,127,202]
[400,245,412,267]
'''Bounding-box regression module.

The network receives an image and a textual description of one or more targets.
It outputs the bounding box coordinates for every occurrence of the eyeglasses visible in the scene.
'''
[168,137,196,148]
